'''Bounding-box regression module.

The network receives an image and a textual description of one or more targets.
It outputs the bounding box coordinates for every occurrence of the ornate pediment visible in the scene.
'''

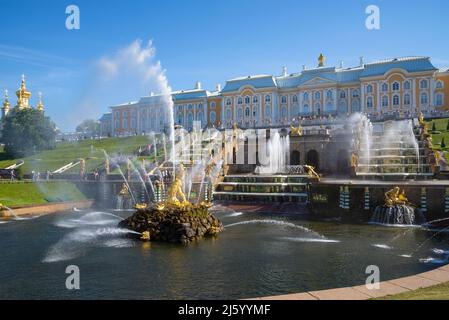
[300,77,336,87]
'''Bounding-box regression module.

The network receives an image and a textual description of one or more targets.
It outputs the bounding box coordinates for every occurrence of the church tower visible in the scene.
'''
[36,92,44,112]
[16,74,31,110]
[2,89,10,118]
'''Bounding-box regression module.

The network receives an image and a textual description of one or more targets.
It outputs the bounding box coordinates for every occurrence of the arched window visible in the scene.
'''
[197,112,204,123]
[265,95,271,103]
[210,111,216,123]
[420,79,428,89]
[366,84,373,93]
[210,102,216,108]
[244,96,250,104]
[382,95,389,107]
[187,113,193,126]
[315,91,321,100]
[198,103,203,110]
[245,107,250,117]
[339,101,346,113]
[436,81,444,89]
[382,83,388,92]
[265,106,271,117]
[237,108,243,119]
[292,95,298,103]
[392,82,400,91]
[281,96,287,104]
[304,92,309,101]
[177,113,183,125]
[404,94,411,106]
[352,89,359,98]
[281,106,287,118]
[238,97,243,105]
[226,98,231,106]
[303,104,309,114]
[436,94,444,106]
[367,97,374,108]
[226,108,232,120]
[340,91,346,99]
[315,102,321,114]
[188,104,193,110]
[326,90,333,100]
[292,105,298,116]
[393,95,400,106]
[421,92,428,104]
[404,80,411,90]
[352,99,359,112]
[253,95,258,104]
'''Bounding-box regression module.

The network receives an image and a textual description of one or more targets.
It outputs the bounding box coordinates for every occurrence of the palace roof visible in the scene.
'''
[221,75,277,93]
[172,89,210,101]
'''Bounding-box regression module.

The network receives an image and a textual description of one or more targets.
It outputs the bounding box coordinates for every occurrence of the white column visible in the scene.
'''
[412,78,417,111]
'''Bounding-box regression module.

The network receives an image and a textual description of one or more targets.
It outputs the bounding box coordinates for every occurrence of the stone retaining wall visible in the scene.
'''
[1,199,94,217]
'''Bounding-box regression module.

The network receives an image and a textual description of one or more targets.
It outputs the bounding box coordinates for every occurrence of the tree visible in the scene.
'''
[442,137,446,148]
[76,119,100,137]
[1,108,57,157]
[432,121,436,132]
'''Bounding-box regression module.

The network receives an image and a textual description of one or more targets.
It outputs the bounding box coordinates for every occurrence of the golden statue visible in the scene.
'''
[318,53,325,67]
[140,231,150,241]
[119,183,130,196]
[418,112,424,125]
[384,187,413,206]
[166,163,190,208]
[351,152,359,168]
[304,165,320,181]
[135,203,147,210]
[290,125,302,136]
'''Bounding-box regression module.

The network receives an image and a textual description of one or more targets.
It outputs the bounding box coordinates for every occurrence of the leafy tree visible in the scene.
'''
[432,121,436,131]
[442,137,446,148]
[1,108,57,157]
[76,119,100,137]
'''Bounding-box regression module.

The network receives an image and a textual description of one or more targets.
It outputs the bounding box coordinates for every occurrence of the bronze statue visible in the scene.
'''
[119,183,130,196]
[384,187,413,206]
[304,165,320,181]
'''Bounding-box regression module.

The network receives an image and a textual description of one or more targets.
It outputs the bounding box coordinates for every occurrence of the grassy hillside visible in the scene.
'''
[0,181,86,207]
[0,135,162,174]
[426,118,449,161]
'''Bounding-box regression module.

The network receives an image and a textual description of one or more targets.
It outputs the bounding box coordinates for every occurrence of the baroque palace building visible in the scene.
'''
[101,55,449,136]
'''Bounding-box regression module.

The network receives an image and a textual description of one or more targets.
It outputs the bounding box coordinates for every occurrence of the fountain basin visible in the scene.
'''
[118,204,223,244]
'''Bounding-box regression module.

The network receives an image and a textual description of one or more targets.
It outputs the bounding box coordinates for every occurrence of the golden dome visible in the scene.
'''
[36,92,44,112]
[16,75,31,109]
[2,89,10,110]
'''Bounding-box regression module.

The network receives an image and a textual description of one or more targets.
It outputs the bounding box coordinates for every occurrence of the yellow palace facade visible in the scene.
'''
[102,55,449,136]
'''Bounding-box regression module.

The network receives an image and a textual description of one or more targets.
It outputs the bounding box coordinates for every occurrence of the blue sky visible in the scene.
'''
[1,0,448,131]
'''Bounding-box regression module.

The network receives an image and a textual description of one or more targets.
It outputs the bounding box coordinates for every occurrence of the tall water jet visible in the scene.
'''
[255,129,290,174]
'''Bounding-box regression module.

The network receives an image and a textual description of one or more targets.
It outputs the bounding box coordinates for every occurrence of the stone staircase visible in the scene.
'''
[213,174,309,203]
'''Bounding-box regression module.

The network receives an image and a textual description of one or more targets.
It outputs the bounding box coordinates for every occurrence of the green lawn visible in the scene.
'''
[0,181,87,207]
[0,135,162,174]
[426,118,449,161]
[375,281,449,300]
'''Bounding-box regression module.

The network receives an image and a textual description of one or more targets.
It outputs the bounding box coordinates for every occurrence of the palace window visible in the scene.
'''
[226,108,232,120]
[315,91,321,100]
[188,104,193,110]
[245,107,250,117]
[366,84,373,94]
[420,79,428,89]
[238,97,243,105]
[393,95,400,106]
[304,92,309,101]
[237,108,243,119]
[339,101,346,113]
[326,90,333,100]
[210,111,216,123]
[292,95,298,103]
[226,98,231,106]
[281,106,287,118]
[198,112,204,123]
[382,83,388,92]
[281,96,287,104]
[367,97,374,108]
[436,81,444,89]
[245,96,250,104]
[436,94,444,106]
[339,91,346,99]
[198,103,203,110]
[315,102,321,113]
[352,100,359,112]
[303,104,309,114]
[210,102,216,108]
[187,113,193,126]
[253,95,258,104]
[420,92,428,105]
[404,94,411,106]
[265,106,271,117]
[404,80,411,90]
[265,95,271,103]
[392,82,400,91]
[177,113,183,125]
[352,89,359,98]
[292,105,298,116]
[382,95,389,107]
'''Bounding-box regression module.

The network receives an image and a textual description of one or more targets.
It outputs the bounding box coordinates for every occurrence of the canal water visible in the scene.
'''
[0,206,448,299]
